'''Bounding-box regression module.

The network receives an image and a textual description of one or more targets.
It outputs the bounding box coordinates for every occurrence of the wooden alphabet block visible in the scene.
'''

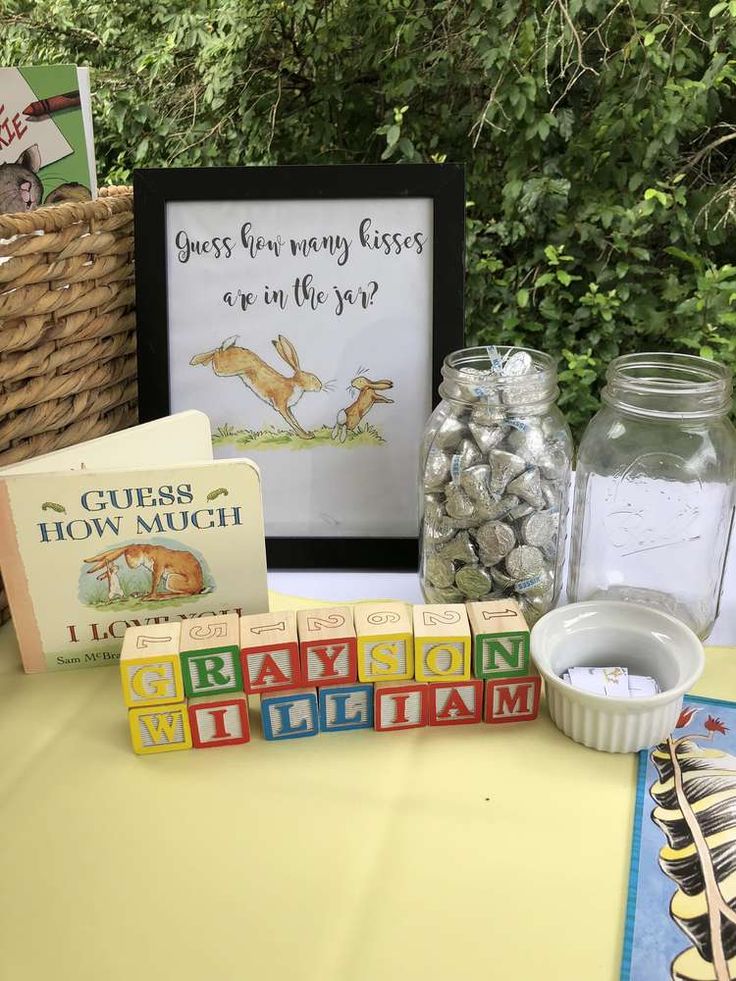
[188,693,251,749]
[354,602,414,683]
[484,676,541,725]
[261,687,319,741]
[428,680,483,727]
[319,683,374,732]
[412,604,471,684]
[179,613,242,698]
[296,607,357,687]
[129,701,192,755]
[120,622,184,708]
[240,610,302,694]
[467,600,530,680]
[374,681,428,732]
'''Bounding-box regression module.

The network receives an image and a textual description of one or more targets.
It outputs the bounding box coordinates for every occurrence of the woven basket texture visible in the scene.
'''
[0,186,137,622]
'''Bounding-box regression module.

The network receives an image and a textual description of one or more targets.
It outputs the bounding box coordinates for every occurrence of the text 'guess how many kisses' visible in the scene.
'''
[172,218,428,318]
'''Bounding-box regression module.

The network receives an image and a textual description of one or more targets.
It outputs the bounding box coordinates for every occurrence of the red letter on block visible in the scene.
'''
[429,680,483,726]
[302,640,357,687]
[485,677,541,724]
[374,682,428,732]
[241,644,302,695]
[189,695,251,748]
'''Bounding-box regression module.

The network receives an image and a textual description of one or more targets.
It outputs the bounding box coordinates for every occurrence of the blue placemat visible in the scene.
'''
[621,694,736,980]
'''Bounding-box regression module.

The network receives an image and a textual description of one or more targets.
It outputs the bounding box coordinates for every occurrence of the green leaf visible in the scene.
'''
[386,124,400,147]
[516,288,530,308]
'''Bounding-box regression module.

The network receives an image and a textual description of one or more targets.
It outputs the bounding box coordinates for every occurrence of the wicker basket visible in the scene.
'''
[0,186,137,621]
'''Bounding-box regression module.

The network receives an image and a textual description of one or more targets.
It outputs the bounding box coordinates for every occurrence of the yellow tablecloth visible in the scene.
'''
[0,593,734,981]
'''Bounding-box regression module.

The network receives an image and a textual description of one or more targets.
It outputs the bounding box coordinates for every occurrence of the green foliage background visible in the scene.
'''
[4,0,736,432]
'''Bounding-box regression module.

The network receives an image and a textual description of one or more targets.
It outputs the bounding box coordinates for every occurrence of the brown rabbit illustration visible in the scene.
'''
[85,544,204,601]
[190,334,323,439]
[332,375,394,443]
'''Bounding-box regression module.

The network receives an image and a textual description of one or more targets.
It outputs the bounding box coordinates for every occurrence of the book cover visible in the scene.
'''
[0,64,96,215]
[621,694,736,980]
[0,416,268,672]
[0,410,214,475]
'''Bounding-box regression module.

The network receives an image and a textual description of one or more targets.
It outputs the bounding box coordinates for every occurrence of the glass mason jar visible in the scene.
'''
[568,352,736,639]
[419,346,573,624]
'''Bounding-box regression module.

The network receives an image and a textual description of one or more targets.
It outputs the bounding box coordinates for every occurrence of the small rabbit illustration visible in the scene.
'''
[332,374,394,443]
[85,544,204,601]
[190,334,323,439]
[97,559,124,602]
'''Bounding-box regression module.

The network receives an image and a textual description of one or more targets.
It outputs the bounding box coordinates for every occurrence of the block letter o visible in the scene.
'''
[425,643,460,676]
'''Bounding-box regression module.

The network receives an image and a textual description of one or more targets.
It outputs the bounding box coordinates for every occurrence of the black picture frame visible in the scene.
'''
[134,163,464,570]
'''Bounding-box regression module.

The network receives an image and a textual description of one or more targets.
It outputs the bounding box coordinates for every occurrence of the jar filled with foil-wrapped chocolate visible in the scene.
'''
[419,346,573,623]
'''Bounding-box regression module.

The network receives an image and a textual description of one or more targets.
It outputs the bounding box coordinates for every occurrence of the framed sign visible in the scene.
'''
[134,164,464,569]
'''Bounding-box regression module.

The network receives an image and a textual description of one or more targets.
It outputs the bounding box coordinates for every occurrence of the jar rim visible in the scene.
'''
[603,352,733,418]
[440,346,559,408]
[444,345,557,377]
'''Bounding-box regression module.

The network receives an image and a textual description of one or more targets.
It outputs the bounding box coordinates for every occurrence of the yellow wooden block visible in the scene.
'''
[354,602,414,682]
[120,622,184,708]
[412,604,471,683]
[129,701,192,755]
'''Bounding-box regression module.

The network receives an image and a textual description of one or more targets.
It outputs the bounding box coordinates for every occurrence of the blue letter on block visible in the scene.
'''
[319,684,374,732]
[261,691,319,741]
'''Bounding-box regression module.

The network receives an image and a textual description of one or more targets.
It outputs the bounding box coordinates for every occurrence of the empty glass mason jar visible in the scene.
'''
[419,346,573,624]
[568,352,736,639]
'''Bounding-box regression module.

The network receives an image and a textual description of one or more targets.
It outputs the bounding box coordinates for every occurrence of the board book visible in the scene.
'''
[622,694,736,981]
[0,64,96,214]
[0,412,268,673]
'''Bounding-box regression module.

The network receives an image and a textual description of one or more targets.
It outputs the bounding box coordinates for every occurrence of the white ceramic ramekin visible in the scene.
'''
[530,601,705,753]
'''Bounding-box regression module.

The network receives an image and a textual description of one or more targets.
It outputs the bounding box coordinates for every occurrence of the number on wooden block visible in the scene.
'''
[484,676,541,724]
[261,688,319,741]
[354,602,414,683]
[189,693,250,748]
[428,680,483,726]
[240,611,302,693]
[129,702,192,755]
[180,614,242,697]
[412,604,471,683]
[120,623,184,708]
[297,607,357,686]
[466,600,530,680]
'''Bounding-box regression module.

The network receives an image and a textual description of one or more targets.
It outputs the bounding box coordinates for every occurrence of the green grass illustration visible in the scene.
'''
[86,591,212,613]
[212,423,386,451]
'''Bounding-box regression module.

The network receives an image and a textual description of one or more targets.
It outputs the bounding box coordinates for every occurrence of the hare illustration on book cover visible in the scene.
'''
[0,413,268,673]
[0,64,96,215]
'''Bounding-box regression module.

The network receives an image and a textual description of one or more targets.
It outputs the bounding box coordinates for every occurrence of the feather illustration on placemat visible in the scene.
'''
[650,708,736,980]
[622,696,736,981]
